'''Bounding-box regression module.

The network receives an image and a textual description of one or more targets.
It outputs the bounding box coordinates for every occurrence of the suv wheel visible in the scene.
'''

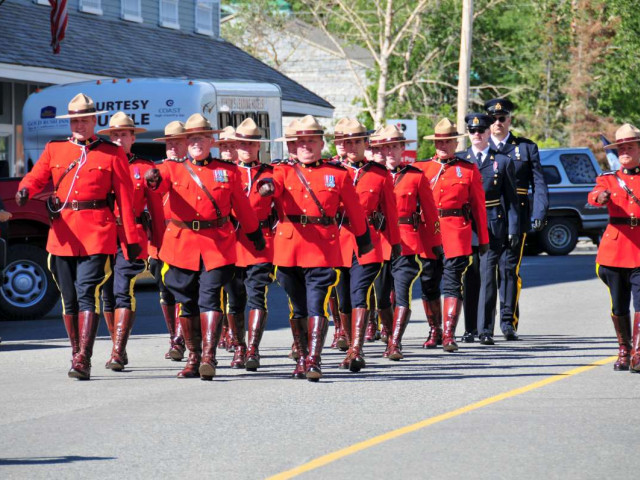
[540,218,578,256]
[0,245,60,320]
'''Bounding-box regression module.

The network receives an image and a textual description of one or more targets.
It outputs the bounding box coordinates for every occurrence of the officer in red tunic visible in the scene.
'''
[258,115,373,381]
[368,125,440,360]
[96,112,165,371]
[16,93,140,380]
[150,120,188,361]
[419,118,489,352]
[332,118,401,371]
[221,118,275,371]
[145,114,265,380]
[589,123,640,373]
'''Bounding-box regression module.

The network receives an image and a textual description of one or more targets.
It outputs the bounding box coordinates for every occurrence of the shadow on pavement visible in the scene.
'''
[0,456,116,465]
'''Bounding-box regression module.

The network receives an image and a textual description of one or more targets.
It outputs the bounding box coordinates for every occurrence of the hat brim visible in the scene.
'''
[56,110,109,119]
[423,133,465,141]
[229,135,270,143]
[369,139,416,146]
[604,138,640,149]
[183,129,223,136]
[334,133,370,142]
[97,126,147,135]
[153,134,187,142]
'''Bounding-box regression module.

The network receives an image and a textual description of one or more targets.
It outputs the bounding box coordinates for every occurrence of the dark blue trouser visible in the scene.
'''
[390,254,422,308]
[101,247,147,312]
[442,255,472,299]
[335,254,381,313]
[276,266,338,318]
[224,262,274,314]
[149,257,175,305]
[499,233,526,329]
[597,264,640,315]
[374,261,393,310]
[420,257,443,302]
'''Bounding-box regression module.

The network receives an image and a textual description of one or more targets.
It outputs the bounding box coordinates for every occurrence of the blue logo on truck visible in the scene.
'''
[40,106,57,118]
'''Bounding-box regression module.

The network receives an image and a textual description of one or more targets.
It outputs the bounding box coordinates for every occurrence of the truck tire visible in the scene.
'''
[0,244,59,320]
[540,218,578,256]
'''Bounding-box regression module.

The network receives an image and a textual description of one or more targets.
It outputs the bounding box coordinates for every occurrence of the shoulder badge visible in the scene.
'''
[167,157,186,163]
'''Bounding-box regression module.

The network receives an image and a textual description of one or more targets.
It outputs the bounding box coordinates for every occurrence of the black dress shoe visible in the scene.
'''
[502,325,519,341]
[479,333,495,345]
[461,331,475,343]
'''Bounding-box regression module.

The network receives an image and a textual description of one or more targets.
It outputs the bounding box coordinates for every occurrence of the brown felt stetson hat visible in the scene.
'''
[97,111,147,135]
[56,93,109,119]
[333,118,369,141]
[230,118,270,142]
[274,118,300,142]
[369,125,416,146]
[292,115,331,138]
[423,118,465,141]
[153,121,186,142]
[604,123,640,149]
[182,113,222,136]
[213,126,237,146]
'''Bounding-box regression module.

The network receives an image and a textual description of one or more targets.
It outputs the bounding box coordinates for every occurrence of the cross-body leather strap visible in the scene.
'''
[182,161,222,218]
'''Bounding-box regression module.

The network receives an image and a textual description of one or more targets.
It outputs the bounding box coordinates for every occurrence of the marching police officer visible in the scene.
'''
[150,120,188,361]
[258,115,373,381]
[145,114,265,380]
[333,118,401,371]
[97,112,165,371]
[458,113,519,345]
[419,118,489,352]
[16,93,141,380]
[589,123,640,373]
[485,98,548,339]
[222,118,275,371]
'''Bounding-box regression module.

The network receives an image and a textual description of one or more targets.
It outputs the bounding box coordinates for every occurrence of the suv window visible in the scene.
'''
[560,153,597,184]
[543,165,562,185]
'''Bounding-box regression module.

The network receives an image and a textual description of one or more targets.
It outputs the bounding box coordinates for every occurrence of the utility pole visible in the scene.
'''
[456,0,473,150]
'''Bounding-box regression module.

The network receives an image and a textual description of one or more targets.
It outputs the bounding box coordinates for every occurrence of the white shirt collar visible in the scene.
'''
[491,131,511,147]
[471,145,490,159]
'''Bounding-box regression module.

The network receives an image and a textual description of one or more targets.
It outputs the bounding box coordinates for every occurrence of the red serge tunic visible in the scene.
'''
[18,138,138,256]
[339,161,401,265]
[409,160,444,260]
[270,161,369,268]
[154,157,259,271]
[588,169,640,268]
[147,157,178,260]
[418,158,489,258]
[235,161,275,267]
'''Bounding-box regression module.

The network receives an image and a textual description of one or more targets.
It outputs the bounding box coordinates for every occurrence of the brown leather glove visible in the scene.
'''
[126,243,142,260]
[596,189,611,205]
[15,188,29,206]
[257,178,275,197]
[478,243,490,255]
[391,243,402,260]
[144,168,162,190]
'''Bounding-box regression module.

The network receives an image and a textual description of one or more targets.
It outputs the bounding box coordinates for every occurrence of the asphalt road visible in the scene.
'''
[1,248,638,479]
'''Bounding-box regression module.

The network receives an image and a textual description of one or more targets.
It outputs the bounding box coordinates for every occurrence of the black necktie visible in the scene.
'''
[497,142,504,151]
[477,151,483,166]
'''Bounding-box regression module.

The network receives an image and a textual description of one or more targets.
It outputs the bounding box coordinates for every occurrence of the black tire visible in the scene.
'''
[540,218,578,256]
[0,244,59,320]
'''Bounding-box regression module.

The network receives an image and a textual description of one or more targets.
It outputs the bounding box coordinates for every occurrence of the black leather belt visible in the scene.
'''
[438,208,465,217]
[340,214,379,227]
[62,199,108,210]
[259,219,271,229]
[610,216,640,227]
[115,216,144,226]
[285,215,336,226]
[170,216,229,231]
[398,216,417,224]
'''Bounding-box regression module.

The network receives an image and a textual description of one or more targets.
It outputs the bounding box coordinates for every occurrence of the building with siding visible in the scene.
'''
[0,0,332,175]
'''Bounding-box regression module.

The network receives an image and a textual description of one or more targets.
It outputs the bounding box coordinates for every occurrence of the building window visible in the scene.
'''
[79,0,103,15]
[195,0,214,36]
[159,0,180,29]
[122,0,143,23]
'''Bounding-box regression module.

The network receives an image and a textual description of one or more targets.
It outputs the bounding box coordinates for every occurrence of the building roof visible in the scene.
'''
[0,1,333,115]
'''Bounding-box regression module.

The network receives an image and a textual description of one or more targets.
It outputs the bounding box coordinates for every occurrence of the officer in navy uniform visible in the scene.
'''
[485,98,548,340]
[459,113,519,345]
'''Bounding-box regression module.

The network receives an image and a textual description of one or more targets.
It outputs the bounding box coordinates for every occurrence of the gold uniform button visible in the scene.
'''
[174,182,178,185]
[197,196,201,200]
[288,186,292,190]
[74,190,78,194]
[304,195,308,199]
[196,213,200,217]
[370,189,374,193]
[302,209,307,213]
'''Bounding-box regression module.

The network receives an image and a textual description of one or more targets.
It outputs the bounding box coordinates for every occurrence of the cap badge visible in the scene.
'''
[495,102,502,111]
[472,117,480,125]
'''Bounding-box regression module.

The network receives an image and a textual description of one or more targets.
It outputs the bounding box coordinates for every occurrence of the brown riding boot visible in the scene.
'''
[379,307,393,345]
[69,311,99,380]
[62,314,80,359]
[630,313,640,373]
[364,309,379,342]
[103,310,115,368]
[442,297,461,352]
[387,306,411,360]
[344,307,368,372]
[227,312,247,369]
[199,311,224,380]
[218,314,230,350]
[107,308,135,371]
[337,312,351,352]
[290,317,308,379]
[162,303,185,361]
[422,298,443,349]
[611,313,632,371]
[170,307,185,361]
[177,316,202,378]
[245,309,267,371]
[305,316,328,381]
[328,293,342,349]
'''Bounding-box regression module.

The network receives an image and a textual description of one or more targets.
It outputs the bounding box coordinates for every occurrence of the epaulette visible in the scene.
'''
[599,171,617,176]
[324,160,344,167]
[99,138,119,147]
[326,161,347,170]
[512,135,535,146]
[404,164,422,173]
[167,157,186,163]
[366,162,387,172]
[454,152,473,163]
[49,138,68,143]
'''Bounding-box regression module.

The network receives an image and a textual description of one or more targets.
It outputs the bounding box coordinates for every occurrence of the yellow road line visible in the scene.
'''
[267,355,617,480]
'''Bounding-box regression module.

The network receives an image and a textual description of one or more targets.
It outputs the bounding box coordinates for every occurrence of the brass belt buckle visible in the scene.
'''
[192,220,200,231]
[71,200,79,211]
[631,217,638,227]
[300,214,308,225]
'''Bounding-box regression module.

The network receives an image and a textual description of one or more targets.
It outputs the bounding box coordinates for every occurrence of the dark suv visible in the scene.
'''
[525,147,608,255]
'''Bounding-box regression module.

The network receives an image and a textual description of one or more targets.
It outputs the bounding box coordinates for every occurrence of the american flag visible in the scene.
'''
[49,0,68,54]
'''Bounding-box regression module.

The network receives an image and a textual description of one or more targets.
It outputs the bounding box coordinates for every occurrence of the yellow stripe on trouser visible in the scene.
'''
[323,269,341,318]
[407,255,423,305]
[595,263,614,313]
[460,254,473,298]
[47,254,65,315]
[367,264,383,311]
[128,258,149,312]
[94,256,113,315]
[512,232,527,329]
